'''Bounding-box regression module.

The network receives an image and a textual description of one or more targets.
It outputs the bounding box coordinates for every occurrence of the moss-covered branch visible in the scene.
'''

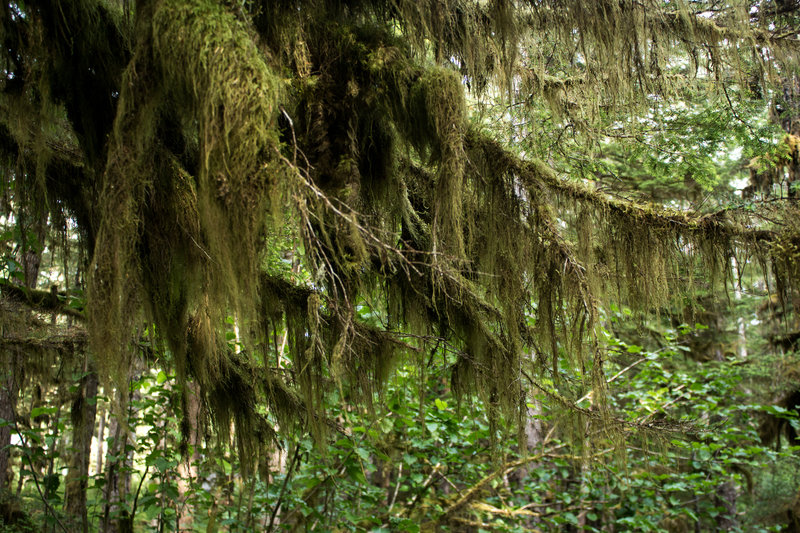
[0,283,85,320]
[0,331,87,352]
[466,131,775,243]
[2,0,797,473]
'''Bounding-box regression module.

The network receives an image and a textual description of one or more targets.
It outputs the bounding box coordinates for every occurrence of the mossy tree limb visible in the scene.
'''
[1,0,799,468]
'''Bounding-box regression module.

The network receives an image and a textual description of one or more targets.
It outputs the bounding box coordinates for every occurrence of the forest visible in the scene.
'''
[1,0,800,531]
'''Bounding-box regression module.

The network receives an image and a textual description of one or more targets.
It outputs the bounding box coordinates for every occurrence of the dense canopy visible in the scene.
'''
[1,0,800,491]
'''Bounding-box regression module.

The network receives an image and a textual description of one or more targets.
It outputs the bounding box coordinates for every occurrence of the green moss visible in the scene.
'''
[84,0,284,467]
[153,0,282,319]
[5,0,798,474]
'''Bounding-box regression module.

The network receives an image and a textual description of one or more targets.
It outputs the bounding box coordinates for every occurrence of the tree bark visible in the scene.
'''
[716,479,739,531]
[0,349,23,492]
[64,368,98,533]
[95,403,106,477]
[102,406,132,533]
[177,381,201,532]
[18,212,47,290]
[731,256,748,360]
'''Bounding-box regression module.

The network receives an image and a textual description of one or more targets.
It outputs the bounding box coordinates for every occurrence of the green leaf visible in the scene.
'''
[393,518,420,532]
[355,447,370,461]
[31,406,57,418]
[154,457,170,473]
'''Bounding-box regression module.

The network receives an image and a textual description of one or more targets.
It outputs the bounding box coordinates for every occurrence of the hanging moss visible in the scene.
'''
[4,0,800,472]
[152,0,282,322]
[87,60,153,395]
[81,0,285,466]
[410,68,467,261]
[771,222,800,313]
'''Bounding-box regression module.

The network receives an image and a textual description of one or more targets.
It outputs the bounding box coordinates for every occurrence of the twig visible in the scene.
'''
[402,462,445,517]
[10,410,69,533]
[470,501,541,518]
[387,463,403,512]
[432,450,561,522]
[266,442,303,532]
[575,356,649,405]
[130,465,150,523]
[721,83,758,139]
[606,356,649,384]
[640,383,688,423]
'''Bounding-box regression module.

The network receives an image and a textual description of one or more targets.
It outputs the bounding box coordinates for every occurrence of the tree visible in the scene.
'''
[1,0,800,527]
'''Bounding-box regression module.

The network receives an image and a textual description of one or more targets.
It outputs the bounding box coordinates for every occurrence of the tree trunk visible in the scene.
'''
[64,368,99,533]
[102,409,131,533]
[17,212,47,290]
[177,381,201,531]
[0,349,23,492]
[510,398,544,530]
[731,256,748,360]
[95,403,106,477]
[716,479,738,531]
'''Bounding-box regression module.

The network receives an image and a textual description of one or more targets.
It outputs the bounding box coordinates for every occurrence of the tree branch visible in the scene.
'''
[1,282,85,320]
